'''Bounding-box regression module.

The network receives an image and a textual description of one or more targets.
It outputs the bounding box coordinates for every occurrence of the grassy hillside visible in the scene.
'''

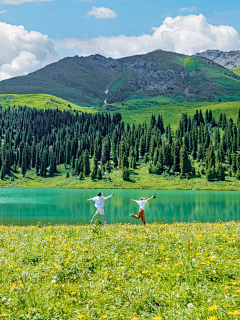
[104,98,240,130]
[0,93,96,113]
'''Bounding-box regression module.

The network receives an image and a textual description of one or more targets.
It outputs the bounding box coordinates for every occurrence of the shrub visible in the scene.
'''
[123,168,131,181]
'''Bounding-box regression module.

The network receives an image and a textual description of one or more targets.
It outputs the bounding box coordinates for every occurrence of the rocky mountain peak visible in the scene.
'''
[196,50,240,69]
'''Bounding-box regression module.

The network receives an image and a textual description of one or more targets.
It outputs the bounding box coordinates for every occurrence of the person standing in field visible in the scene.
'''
[87,192,114,225]
[129,194,156,225]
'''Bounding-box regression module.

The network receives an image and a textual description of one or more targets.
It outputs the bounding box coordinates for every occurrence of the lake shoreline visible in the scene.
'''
[1,184,240,192]
[1,165,240,191]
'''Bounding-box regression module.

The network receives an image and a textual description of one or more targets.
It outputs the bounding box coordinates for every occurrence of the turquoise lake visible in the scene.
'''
[0,188,239,225]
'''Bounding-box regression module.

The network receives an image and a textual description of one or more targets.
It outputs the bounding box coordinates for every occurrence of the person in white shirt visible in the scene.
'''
[129,194,156,225]
[87,192,114,225]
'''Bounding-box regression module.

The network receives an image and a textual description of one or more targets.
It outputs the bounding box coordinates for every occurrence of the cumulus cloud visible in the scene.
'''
[58,14,240,58]
[86,6,117,19]
[1,0,52,5]
[0,10,7,13]
[0,21,59,80]
[180,6,197,12]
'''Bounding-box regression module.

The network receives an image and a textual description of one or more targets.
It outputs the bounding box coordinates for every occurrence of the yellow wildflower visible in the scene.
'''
[209,305,218,311]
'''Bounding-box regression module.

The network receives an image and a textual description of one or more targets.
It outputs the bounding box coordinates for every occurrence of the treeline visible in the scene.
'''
[1,106,240,182]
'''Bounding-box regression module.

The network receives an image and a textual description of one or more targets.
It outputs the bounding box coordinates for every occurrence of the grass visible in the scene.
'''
[2,164,240,191]
[231,69,240,76]
[0,222,240,319]
[105,100,240,131]
[184,56,201,72]
[0,94,96,113]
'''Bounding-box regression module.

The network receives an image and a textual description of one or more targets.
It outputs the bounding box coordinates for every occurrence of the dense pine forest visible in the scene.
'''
[1,106,240,182]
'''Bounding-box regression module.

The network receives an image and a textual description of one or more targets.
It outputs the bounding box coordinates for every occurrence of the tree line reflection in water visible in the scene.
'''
[0,188,239,225]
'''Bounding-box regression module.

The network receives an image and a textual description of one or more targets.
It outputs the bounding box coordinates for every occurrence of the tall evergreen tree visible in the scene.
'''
[83,150,90,176]
[180,143,189,176]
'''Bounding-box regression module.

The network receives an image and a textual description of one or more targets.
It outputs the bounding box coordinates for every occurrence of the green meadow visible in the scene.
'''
[0,222,239,319]
[106,98,240,130]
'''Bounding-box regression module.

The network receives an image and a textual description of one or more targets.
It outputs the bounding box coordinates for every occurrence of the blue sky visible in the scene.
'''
[1,0,240,39]
[0,0,239,80]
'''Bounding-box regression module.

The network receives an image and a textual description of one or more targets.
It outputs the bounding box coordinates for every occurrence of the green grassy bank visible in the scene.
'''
[1,164,240,191]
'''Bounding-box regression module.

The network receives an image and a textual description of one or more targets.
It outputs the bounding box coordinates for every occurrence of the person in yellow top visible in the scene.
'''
[87,192,114,225]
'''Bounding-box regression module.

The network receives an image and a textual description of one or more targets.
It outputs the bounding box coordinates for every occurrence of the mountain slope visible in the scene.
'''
[0,50,240,106]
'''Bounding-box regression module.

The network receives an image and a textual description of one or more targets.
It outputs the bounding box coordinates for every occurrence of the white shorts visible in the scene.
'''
[95,208,105,215]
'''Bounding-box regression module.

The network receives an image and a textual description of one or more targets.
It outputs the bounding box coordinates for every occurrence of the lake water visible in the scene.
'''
[0,188,240,225]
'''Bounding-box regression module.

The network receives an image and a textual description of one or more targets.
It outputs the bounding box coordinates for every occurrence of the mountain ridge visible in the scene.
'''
[196,49,240,70]
[0,50,240,106]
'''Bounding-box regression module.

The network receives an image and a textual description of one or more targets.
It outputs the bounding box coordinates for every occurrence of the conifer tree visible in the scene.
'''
[205,144,215,170]
[139,136,146,158]
[36,147,41,175]
[83,150,90,176]
[49,153,55,177]
[21,147,26,177]
[173,140,181,172]
[112,149,118,168]
[216,163,225,181]
[180,143,188,176]
[105,161,111,173]
[1,161,6,180]
[97,168,102,180]
[232,153,237,173]
[5,150,11,175]
[101,137,110,166]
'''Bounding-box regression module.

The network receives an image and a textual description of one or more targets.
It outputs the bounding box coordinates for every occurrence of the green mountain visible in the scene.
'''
[0,50,240,107]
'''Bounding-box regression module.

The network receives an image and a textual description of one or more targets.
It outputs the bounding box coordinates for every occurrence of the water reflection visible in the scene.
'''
[0,188,239,225]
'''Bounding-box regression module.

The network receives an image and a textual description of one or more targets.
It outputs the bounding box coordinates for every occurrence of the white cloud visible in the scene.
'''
[0,51,41,80]
[0,10,7,13]
[58,14,240,58]
[86,6,117,19]
[1,0,52,5]
[0,21,59,80]
[180,7,197,12]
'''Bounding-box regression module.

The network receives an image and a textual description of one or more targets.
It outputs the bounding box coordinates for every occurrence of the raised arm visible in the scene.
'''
[131,199,137,202]
[103,193,114,200]
[147,196,154,202]
[87,197,95,202]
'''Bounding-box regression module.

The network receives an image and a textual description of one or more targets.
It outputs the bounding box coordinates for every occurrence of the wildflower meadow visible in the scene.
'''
[0,222,240,319]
